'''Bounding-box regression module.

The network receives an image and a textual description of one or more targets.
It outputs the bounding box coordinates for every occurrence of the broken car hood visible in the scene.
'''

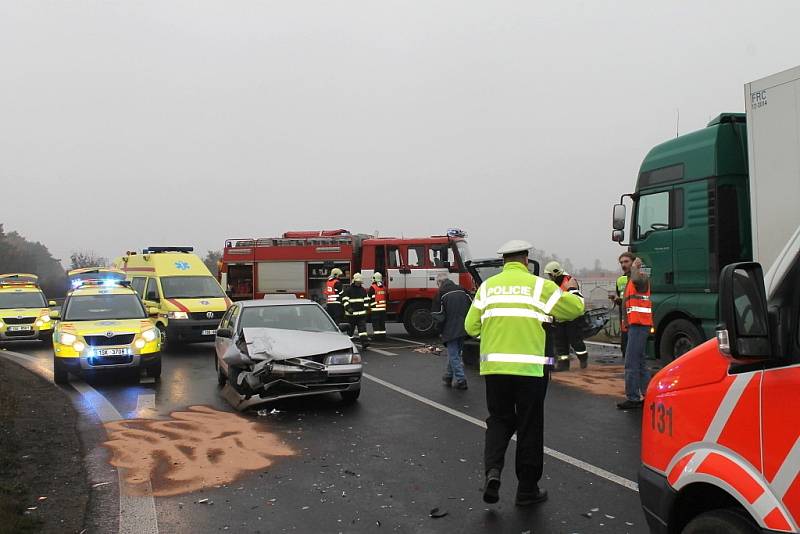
[241,327,353,361]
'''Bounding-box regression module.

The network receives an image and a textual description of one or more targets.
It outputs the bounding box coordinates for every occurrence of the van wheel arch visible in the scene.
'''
[671,482,754,534]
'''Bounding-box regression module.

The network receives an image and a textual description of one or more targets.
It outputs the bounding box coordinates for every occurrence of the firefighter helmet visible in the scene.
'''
[330,268,343,278]
[372,272,383,282]
[352,273,364,284]
[544,261,564,276]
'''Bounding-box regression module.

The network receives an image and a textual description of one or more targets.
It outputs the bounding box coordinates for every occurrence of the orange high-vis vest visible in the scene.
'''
[622,279,652,330]
[324,278,341,304]
[370,282,387,311]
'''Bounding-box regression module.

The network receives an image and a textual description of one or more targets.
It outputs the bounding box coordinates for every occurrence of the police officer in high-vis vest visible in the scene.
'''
[465,240,584,506]
[368,272,387,340]
[324,268,344,323]
[543,261,588,371]
[616,255,651,410]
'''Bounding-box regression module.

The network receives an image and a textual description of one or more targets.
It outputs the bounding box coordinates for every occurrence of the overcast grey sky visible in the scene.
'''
[2,2,798,270]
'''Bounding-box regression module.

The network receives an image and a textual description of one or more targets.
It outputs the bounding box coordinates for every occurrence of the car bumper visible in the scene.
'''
[57,352,161,372]
[638,465,675,534]
[0,324,51,340]
[255,364,362,401]
[167,319,221,342]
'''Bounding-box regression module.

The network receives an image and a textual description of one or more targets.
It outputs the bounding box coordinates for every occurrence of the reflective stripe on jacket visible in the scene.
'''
[464,262,585,377]
[622,279,652,329]
[342,285,369,316]
[325,278,342,304]
[369,283,387,311]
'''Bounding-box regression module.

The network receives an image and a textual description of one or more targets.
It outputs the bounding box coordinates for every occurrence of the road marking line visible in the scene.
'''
[363,372,639,493]
[586,341,621,348]
[387,336,427,346]
[136,393,157,418]
[366,347,398,356]
[0,351,160,534]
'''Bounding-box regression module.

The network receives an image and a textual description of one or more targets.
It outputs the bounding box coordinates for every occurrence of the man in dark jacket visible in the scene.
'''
[431,273,472,389]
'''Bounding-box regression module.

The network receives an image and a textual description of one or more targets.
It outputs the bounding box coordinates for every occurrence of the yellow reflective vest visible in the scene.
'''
[464,262,585,377]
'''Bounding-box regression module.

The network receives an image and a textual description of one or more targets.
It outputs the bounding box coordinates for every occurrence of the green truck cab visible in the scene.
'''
[612,113,752,361]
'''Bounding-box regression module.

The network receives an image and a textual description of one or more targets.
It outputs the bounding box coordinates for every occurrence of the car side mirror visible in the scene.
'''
[48,300,57,307]
[147,306,160,317]
[612,203,626,230]
[216,328,233,338]
[50,310,60,320]
[612,230,625,243]
[716,262,772,361]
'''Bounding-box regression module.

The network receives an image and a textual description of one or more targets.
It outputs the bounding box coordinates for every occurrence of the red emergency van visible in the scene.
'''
[639,230,800,533]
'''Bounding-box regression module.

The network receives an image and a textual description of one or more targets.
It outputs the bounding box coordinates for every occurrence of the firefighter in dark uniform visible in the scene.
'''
[342,272,370,349]
[324,267,344,323]
[544,261,588,371]
[368,272,387,340]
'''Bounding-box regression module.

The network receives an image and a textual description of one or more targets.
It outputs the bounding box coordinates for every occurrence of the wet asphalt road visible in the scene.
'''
[1,330,648,534]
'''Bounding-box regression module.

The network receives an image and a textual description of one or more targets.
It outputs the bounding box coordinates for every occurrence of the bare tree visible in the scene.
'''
[69,250,108,270]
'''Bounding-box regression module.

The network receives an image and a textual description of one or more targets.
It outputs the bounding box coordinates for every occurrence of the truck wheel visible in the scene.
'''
[682,508,758,534]
[659,318,704,362]
[53,356,69,385]
[403,301,435,338]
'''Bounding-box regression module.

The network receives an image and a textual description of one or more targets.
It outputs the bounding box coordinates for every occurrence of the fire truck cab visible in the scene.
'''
[639,227,800,533]
[219,229,474,337]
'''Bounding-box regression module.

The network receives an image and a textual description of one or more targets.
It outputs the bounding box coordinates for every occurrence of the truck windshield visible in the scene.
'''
[455,241,472,264]
[63,294,147,321]
[160,276,226,299]
[0,291,47,309]
[239,304,338,333]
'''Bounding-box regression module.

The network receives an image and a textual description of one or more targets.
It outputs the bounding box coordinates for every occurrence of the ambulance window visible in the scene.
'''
[145,278,161,301]
[429,245,454,268]
[407,246,426,268]
[387,247,401,268]
[131,277,146,298]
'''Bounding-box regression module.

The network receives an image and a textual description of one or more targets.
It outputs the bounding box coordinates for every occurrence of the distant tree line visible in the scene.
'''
[0,224,68,298]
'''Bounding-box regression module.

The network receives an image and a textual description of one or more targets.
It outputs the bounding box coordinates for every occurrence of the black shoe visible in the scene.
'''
[483,469,501,504]
[578,354,588,369]
[616,399,643,410]
[515,488,548,506]
[553,358,570,372]
[454,380,468,390]
[442,376,453,387]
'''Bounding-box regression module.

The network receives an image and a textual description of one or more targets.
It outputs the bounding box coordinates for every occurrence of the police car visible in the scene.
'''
[51,277,161,384]
[0,273,55,342]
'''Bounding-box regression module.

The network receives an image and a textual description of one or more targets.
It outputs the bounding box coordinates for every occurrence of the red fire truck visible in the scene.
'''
[218,229,474,337]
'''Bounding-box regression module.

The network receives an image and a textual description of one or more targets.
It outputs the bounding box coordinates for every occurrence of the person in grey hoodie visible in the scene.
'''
[431,273,472,389]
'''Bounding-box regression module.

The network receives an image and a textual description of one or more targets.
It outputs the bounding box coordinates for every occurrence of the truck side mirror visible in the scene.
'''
[50,310,60,320]
[48,300,57,307]
[716,262,772,360]
[612,204,626,230]
[612,230,625,243]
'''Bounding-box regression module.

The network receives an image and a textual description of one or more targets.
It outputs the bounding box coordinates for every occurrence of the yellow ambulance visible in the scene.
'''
[51,277,161,384]
[112,247,230,349]
[0,274,55,342]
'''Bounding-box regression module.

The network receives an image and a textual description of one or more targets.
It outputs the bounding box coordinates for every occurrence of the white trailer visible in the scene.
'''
[745,65,800,271]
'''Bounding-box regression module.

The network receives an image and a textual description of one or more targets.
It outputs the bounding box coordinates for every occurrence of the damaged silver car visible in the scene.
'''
[215,297,362,409]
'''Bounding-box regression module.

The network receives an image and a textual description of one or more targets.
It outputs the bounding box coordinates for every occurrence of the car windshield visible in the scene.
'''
[63,294,146,321]
[160,276,226,299]
[239,304,338,333]
[0,291,47,309]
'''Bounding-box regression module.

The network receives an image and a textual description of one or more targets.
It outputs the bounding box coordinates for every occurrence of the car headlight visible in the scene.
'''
[135,339,146,349]
[141,328,158,342]
[60,333,77,345]
[73,341,85,352]
[168,311,189,320]
[324,351,356,365]
[0,319,4,326]
[40,315,51,323]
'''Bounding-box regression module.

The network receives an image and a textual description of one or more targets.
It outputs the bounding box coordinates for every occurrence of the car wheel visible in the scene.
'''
[157,324,171,352]
[659,318,705,362]
[53,356,69,385]
[146,360,162,382]
[216,358,226,387]
[403,301,435,338]
[682,508,758,534]
[340,388,360,403]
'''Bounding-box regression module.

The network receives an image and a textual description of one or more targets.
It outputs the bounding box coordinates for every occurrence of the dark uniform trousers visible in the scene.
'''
[326,303,343,324]
[484,369,550,492]
[348,315,368,344]
[370,310,386,339]
[554,319,587,358]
